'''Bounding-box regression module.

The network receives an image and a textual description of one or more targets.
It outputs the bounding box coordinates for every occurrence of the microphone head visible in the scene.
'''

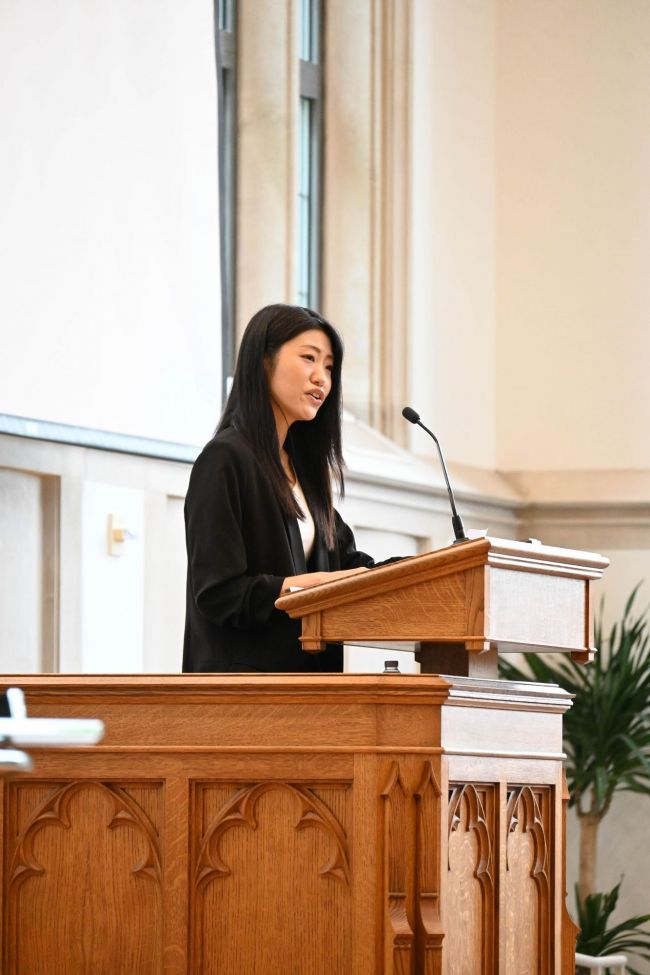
[402,406,420,424]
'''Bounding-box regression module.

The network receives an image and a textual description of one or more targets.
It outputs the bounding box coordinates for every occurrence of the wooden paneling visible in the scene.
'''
[321,572,469,642]
[6,779,163,975]
[191,782,352,974]
[277,536,608,663]
[381,761,415,973]
[561,772,579,975]
[504,787,552,975]
[0,675,574,974]
[414,761,443,975]
[445,784,496,975]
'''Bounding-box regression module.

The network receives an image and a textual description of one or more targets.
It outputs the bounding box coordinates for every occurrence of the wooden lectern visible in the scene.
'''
[0,538,607,974]
[276,536,607,676]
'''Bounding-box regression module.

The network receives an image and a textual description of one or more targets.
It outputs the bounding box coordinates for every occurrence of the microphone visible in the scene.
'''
[402,407,468,544]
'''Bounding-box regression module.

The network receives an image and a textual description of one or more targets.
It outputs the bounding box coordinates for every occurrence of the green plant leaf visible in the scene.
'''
[501,585,650,821]
[575,882,650,966]
[501,585,650,971]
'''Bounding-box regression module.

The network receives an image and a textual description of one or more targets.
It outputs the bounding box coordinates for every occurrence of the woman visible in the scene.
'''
[183,303,379,673]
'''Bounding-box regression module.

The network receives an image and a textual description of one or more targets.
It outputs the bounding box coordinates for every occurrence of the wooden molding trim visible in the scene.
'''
[370,0,412,443]
[194,781,351,888]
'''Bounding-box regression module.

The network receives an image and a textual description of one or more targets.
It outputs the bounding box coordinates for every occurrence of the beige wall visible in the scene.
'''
[496,0,650,471]
[322,1,375,421]
[405,4,650,943]
[407,0,650,478]
[236,0,298,334]
[409,0,497,470]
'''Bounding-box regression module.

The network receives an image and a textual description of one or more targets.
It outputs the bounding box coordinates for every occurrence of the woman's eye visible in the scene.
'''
[302,354,315,362]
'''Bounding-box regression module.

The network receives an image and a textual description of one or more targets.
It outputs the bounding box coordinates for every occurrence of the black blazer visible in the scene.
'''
[182,427,375,673]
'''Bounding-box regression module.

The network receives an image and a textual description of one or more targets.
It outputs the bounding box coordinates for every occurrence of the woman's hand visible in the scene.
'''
[281,566,369,591]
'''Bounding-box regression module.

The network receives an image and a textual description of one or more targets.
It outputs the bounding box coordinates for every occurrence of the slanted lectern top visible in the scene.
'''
[276,536,609,677]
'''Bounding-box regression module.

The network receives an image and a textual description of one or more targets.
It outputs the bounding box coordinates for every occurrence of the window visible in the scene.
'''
[297,0,323,310]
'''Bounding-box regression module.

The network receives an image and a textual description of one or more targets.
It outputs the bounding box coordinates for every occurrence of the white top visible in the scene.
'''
[292,479,315,560]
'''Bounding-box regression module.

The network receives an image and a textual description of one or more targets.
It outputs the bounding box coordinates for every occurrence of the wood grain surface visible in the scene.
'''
[277,537,608,670]
[0,674,575,974]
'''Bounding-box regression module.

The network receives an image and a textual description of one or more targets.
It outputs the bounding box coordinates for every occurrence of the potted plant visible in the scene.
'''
[575,881,650,974]
[499,587,650,974]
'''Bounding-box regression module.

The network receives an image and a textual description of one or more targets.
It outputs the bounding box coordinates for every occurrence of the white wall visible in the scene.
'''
[495,0,650,471]
[0,434,192,674]
[0,0,221,446]
[0,472,48,672]
[78,482,144,672]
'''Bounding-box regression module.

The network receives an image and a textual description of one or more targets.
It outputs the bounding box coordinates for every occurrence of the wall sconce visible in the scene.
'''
[108,514,137,556]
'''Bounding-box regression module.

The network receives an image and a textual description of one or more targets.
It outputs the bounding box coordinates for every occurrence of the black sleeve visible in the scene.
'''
[185,445,285,629]
[334,509,405,570]
[334,510,376,569]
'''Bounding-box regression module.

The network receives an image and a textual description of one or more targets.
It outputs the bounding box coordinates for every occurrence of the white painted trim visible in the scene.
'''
[0,414,200,464]
[3,411,650,558]
[575,952,627,974]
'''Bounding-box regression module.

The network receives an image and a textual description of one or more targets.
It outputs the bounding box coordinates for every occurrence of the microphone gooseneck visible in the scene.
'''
[401,406,468,545]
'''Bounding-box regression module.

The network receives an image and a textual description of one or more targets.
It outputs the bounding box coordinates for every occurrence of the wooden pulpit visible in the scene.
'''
[276,536,608,677]
[0,538,607,974]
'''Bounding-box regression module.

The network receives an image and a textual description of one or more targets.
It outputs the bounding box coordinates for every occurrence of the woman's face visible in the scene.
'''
[267,328,334,430]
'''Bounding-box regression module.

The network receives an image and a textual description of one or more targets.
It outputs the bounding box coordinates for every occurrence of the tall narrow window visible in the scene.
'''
[216,0,237,400]
[297,0,323,310]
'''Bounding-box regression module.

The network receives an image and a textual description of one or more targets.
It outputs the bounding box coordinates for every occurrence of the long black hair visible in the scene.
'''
[218,304,345,548]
